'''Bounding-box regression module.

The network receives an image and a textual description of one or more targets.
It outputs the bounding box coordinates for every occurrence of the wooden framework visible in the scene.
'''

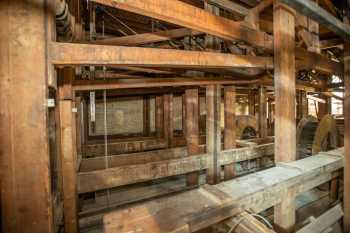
[1,0,349,233]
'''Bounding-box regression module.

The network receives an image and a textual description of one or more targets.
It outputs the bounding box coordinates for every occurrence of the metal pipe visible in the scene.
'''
[281,0,350,41]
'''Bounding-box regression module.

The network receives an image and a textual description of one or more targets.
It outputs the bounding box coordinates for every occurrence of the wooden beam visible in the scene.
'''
[103,149,343,233]
[83,138,167,157]
[206,85,222,184]
[91,0,273,50]
[344,40,350,231]
[143,96,150,136]
[78,143,274,193]
[208,0,249,17]
[95,28,202,46]
[280,0,350,41]
[58,68,78,233]
[185,88,200,186]
[0,1,54,232]
[273,2,296,232]
[50,42,273,68]
[71,78,254,91]
[224,86,237,180]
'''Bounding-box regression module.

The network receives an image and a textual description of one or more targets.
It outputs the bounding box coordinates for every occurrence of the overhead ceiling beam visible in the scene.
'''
[94,28,202,46]
[49,42,273,69]
[72,77,258,91]
[91,0,273,50]
[207,0,249,17]
[280,0,350,41]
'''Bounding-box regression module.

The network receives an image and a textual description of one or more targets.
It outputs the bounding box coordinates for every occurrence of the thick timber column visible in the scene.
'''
[273,1,296,232]
[185,88,200,186]
[206,85,222,184]
[224,86,236,180]
[0,1,54,232]
[344,40,350,231]
[59,68,78,233]
[259,86,268,138]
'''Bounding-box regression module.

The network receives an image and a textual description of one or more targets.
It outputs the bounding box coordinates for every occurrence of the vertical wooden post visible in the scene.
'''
[164,94,174,147]
[182,93,187,136]
[274,1,296,232]
[59,68,78,233]
[206,85,221,184]
[185,88,200,186]
[0,1,54,232]
[143,96,150,136]
[248,90,256,116]
[224,86,236,180]
[343,40,350,231]
[259,86,268,138]
[155,95,164,138]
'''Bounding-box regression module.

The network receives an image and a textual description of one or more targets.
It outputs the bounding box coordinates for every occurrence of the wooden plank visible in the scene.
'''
[50,42,273,68]
[208,0,249,17]
[103,151,344,233]
[344,39,350,231]
[78,153,209,193]
[95,28,202,46]
[273,2,296,232]
[206,85,222,184]
[296,204,343,233]
[83,138,167,157]
[0,1,54,232]
[80,143,273,172]
[91,0,273,50]
[72,78,256,91]
[224,86,237,180]
[185,88,200,186]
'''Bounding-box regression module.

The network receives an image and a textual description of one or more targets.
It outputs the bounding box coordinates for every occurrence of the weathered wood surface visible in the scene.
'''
[50,42,273,69]
[104,184,241,233]
[273,2,296,231]
[71,77,252,91]
[94,28,202,46]
[224,86,237,180]
[296,204,343,233]
[344,39,350,231]
[206,85,222,184]
[0,0,54,232]
[78,143,274,193]
[185,88,201,186]
[83,138,167,157]
[103,148,344,233]
[91,0,272,50]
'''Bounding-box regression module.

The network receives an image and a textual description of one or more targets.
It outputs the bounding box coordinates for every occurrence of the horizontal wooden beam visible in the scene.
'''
[50,42,273,69]
[78,143,273,193]
[103,148,343,233]
[91,0,273,50]
[72,77,258,91]
[94,28,202,46]
[83,138,167,157]
[208,0,249,17]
